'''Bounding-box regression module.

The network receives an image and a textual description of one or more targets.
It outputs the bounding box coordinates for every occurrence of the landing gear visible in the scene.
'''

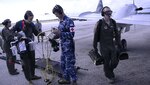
[118,27,128,51]
[121,39,127,51]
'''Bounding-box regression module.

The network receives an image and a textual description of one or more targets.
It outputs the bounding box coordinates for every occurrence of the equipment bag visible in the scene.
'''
[88,49,104,66]
[118,52,129,60]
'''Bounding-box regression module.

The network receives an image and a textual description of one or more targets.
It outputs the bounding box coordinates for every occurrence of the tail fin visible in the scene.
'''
[79,0,103,17]
[95,0,103,13]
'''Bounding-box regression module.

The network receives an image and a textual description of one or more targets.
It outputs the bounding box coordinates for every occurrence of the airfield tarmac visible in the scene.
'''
[0,21,150,85]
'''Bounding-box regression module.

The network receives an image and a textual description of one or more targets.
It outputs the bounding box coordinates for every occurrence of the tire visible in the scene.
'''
[121,39,127,51]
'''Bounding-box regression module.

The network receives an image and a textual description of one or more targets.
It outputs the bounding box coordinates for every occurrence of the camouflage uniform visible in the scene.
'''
[58,15,77,82]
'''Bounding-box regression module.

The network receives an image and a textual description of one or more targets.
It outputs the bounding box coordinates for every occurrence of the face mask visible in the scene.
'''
[104,11,112,17]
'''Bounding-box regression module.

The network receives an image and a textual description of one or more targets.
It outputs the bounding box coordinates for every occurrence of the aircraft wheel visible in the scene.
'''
[121,39,127,51]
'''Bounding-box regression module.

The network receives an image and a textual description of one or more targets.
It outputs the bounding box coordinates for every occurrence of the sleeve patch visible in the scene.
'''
[70,27,75,32]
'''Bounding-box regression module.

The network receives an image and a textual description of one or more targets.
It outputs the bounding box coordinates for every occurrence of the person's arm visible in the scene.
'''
[93,21,100,51]
[11,21,23,40]
[2,29,15,43]
[61,19,75,39]
[113,19,122,49]
[11,21,22,32]
[32,22,40,36]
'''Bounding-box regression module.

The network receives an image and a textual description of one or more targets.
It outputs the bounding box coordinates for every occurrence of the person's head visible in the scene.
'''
[101,6,112,18]
[2,19,11,28]
[24,10,34,23]
[52,5,64,20]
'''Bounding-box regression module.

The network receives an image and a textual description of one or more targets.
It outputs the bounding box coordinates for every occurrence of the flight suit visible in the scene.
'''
[1,27,17,74]
[12,20,39,81]
[93,18,120,79]
[58,15,77,82]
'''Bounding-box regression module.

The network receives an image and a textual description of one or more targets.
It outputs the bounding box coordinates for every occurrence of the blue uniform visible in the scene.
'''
[58,15,77,81]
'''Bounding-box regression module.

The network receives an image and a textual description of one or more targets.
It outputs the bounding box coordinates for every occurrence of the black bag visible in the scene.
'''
[88,49,104,65]
[116,46,129,60]
[118,52,129,60]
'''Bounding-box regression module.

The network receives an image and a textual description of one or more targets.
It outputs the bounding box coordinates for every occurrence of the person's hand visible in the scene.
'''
[51,28,60,39]
[51,28,60,34]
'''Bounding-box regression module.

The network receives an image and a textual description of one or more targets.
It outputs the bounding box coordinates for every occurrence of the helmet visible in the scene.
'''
[101,6,111,16]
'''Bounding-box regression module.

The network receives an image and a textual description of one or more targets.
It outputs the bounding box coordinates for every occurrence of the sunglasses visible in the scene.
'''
[104,10,112,13]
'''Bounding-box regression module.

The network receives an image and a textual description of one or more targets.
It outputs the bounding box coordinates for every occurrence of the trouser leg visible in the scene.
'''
[60,40,76,81]
[65,53,77,82]
[6,52,16,74]
[6,57,15,74]
[20,53,32,81]
[103,58,115,79]
[61,54,70,81]
[101,48,115,79]
[110,49,119,69]
[61,51,76,81]
[28,51,35,76]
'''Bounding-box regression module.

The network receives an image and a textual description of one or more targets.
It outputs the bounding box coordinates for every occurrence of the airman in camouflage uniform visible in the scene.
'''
[52,5,77,84]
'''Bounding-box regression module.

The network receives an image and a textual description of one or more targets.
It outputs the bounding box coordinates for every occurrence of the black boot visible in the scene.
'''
[31,75,41,80]
[10,71,19,75]
[58,79,71,84]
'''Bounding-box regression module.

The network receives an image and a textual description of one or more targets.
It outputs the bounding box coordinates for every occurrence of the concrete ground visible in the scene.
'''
[0,21,150,85]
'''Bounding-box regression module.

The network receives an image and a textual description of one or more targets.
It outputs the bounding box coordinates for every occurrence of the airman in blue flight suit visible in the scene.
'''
[52,5,77,84]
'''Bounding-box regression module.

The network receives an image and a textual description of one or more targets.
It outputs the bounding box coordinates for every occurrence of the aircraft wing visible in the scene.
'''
[116,14,150,26]
[78,13,102,21]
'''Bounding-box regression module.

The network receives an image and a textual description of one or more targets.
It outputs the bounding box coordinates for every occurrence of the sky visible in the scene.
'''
[0,0,150,23]
[0,0,101,23]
